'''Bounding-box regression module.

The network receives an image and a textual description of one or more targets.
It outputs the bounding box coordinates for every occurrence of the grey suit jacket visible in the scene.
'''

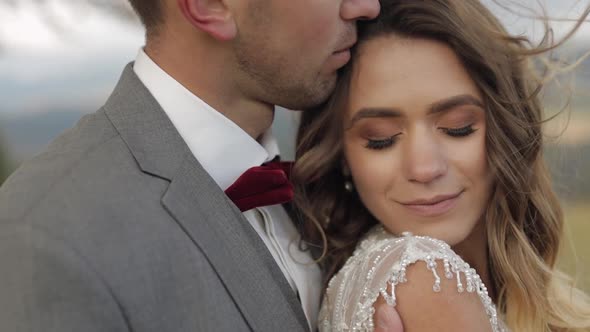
[0,64,309,332]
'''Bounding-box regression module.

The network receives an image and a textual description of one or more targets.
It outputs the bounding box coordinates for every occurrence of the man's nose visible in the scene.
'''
[341,0,381,21]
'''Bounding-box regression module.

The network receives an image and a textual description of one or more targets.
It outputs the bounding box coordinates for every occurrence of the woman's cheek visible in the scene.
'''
[348,145,395,194]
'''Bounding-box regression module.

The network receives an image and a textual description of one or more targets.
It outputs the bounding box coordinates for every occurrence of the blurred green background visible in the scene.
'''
[0,0,588,292]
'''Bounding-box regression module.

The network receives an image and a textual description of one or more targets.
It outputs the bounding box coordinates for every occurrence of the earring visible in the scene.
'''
[344,180,354,192]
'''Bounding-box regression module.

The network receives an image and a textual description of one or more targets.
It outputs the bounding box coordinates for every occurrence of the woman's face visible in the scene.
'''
[343,35,493,246]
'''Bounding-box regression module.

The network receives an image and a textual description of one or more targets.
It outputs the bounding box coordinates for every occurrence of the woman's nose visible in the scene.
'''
[402,131,448,184]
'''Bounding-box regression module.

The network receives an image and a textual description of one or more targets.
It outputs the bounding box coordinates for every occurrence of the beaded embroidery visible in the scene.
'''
[319,225,508,332]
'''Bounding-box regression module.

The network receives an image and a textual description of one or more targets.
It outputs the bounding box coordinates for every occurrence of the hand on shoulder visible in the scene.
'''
[374,259,492,332]
[374,298,404,332]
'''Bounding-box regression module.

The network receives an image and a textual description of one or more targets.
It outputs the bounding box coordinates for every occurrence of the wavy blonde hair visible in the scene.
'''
[293,0,590,331]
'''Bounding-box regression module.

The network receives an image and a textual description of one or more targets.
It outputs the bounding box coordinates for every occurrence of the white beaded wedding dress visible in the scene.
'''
[319,225,509,332]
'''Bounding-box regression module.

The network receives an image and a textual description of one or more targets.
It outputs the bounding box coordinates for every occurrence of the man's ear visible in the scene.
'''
[177,0,237,41]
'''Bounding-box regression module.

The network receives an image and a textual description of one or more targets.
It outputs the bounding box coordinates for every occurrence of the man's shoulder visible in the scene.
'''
[0,108,165,225]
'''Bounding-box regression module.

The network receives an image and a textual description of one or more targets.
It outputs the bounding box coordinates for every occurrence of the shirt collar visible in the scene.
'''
[133,49,279,190]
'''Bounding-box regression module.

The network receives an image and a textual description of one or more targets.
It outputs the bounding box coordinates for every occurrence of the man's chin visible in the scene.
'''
[279,87,335,111]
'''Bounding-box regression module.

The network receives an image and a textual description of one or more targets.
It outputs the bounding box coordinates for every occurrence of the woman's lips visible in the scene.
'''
[399,191,463,217]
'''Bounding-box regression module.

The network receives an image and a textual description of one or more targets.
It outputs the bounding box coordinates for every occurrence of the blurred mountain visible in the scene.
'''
[0,110,88,162]
[0,135,12,183]
[546,143,590,199]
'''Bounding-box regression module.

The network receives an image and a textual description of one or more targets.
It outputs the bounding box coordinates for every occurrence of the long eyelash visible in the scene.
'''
[441,125,477,137]
[366,135,400,150]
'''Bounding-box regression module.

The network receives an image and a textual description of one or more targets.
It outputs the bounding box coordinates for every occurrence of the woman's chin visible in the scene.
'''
[382,222,472,246]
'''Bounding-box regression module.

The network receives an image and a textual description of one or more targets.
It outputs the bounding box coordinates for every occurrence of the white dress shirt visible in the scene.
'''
[133,50,322,330]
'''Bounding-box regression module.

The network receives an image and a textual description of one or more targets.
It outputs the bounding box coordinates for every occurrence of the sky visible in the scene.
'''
[0,0,589,116]
[0,0,144,115]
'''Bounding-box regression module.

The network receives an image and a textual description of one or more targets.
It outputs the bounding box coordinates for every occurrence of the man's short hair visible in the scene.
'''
[128,0,162,34]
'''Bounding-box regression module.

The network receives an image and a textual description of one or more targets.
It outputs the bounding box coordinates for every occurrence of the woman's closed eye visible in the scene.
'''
[366,133,402,150]
[440,124,477,137]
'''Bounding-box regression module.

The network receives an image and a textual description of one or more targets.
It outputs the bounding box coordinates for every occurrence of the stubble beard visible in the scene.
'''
[233,38,338,110]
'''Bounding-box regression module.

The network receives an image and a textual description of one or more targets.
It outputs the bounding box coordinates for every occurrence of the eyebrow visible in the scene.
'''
[348,108,403,127]
[348,94,484,127]
[429,94,485,115]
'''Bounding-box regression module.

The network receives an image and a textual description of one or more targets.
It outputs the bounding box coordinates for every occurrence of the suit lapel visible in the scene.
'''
[104,64,309,332]
[162,159,309,331]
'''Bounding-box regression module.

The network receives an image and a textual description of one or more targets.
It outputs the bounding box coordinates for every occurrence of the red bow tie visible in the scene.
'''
[225,161,294,212]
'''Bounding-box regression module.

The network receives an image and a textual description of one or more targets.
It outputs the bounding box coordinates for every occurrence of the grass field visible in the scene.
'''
[558,201,590,292]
